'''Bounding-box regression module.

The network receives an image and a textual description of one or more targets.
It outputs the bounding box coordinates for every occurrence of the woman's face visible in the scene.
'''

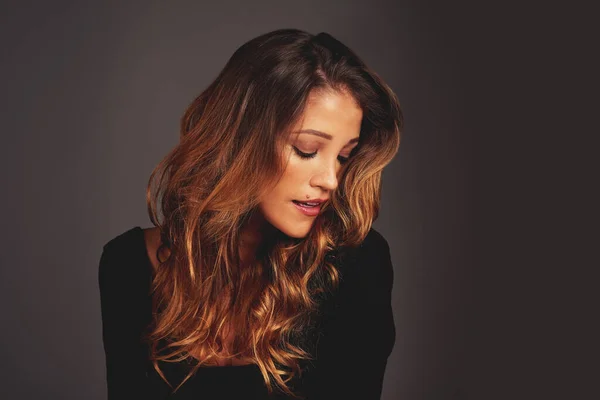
[258,89,363,239]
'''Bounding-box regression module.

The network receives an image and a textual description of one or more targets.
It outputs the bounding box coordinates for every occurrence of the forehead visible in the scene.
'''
[304,89,362,121]
[292,89,363,139]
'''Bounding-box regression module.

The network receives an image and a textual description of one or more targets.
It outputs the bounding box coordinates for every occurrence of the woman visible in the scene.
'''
[98,28,402,399]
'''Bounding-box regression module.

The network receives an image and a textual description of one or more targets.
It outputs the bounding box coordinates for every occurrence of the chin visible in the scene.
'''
[259,202,316,239]
[262,214,312,240]
[281,227,311,239]
[268,219,312,239]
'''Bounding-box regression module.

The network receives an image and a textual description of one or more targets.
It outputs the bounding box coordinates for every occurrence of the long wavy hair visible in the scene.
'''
[144,28,402,398]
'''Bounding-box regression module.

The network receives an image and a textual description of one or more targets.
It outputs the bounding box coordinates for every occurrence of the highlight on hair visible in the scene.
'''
[144,28,403,398]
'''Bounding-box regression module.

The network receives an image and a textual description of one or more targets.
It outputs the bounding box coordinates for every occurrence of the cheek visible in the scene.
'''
[278,162,306,194]
[259,163,306,210]
[256,160,318,238]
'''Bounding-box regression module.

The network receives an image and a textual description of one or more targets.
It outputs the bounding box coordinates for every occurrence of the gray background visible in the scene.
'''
[0,1,480,399]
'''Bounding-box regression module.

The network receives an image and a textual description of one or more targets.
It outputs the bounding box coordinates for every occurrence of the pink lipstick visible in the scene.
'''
[292,200,322,217]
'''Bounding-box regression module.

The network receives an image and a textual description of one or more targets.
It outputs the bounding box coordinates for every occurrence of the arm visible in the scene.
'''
[98,241,152,399]
[305,229,397,399]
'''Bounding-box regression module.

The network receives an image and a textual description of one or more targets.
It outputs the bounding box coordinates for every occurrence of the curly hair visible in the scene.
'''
[143,28,402,398]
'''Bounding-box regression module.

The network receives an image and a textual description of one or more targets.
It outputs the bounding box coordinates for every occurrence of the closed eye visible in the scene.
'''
[292,146,354,164]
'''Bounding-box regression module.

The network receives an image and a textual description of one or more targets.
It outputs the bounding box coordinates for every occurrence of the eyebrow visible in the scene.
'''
[292,129,360,145]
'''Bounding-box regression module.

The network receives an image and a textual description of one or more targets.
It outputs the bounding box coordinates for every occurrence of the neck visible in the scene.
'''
[238,209,274,263]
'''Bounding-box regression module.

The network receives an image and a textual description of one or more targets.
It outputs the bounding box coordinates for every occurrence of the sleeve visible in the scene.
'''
[304,230,396,400]
[98,242,153,400]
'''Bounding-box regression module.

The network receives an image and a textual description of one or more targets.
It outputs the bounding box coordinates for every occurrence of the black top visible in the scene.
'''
[98,226,395,400]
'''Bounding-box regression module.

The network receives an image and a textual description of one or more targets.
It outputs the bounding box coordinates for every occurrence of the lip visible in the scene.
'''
[293,198,328,205]
[292,200,322,217]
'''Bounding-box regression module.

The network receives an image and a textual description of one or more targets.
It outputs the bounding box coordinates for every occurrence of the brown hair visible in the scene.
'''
[144,28,402,397]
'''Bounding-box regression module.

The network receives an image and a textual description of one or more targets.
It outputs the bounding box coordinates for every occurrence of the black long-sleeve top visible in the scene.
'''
[98,226,396,399]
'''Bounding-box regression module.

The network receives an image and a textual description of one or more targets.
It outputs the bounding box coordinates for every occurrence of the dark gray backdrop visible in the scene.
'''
[1,1,479,399]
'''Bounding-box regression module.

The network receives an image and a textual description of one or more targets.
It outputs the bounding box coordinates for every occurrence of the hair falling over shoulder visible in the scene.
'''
[143,28,403,398]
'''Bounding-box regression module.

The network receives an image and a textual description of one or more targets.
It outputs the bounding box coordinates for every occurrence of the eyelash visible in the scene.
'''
[292,146,352,164]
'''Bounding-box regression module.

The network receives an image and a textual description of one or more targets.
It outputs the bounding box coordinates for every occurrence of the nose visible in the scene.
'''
[310,160,339,192]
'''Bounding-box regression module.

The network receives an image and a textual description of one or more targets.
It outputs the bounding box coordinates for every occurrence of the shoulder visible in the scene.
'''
[352,227,392,269]
[98,228,154,340]
[98,226,148,291]
[101,226,143,254]
[360,227,391,254]
[341,227,394,292]
[142,227,162,273]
